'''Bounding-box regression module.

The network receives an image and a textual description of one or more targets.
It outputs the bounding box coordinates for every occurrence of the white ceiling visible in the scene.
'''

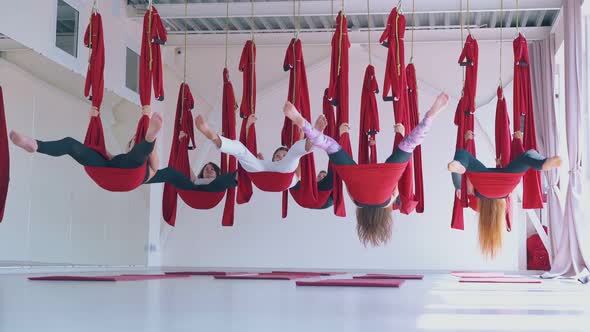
[125,0,562,45]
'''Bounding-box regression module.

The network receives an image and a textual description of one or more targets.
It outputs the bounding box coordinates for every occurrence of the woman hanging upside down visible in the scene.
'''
[285,92,450,246]
[448,131,561,257]
[10,108,162,182]
[194,104,315,192]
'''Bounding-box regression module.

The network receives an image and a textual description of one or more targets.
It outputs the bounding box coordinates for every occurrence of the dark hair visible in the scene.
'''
[356,206,393,247]
[198,162,221,178]
[272,146,289,161]
[318,170,327,175]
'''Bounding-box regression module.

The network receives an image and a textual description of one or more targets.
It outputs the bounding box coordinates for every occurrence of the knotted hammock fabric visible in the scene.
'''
[281,38,319,218]
[406,63,425,212]
[322,88,336,139]
[450,34,479,230]
[327,11,350,218]
[380,7,418,215]
[82,13,150,192]
[84,12,104,108]
[162,83,236,226]
[495,86,513,230]
[236,40,257,204]
[512,33,543,209]
[358,65,379,165]
[139,6,167,106]
[221,68,238,226]
[0,86,8,222]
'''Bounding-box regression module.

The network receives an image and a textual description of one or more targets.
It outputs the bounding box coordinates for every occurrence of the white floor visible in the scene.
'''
[0,270,588,332]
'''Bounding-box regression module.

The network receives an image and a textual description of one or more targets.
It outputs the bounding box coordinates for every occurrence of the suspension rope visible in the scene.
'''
[460,0,465,89]
[466,0,471,34]
[225,0,229,68]
[410,0,415,63]
[148,2,153,71]
[250,0,255,115]
[499,0,503,88]
[181,0,188,123]
[516,0,520,33]
[367,0,372,65]
[250,0,255,42]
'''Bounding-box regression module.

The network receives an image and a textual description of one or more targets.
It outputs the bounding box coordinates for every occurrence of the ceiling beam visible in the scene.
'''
[166,26,551,47]
[127,0,562,19]
[535,10,547,27]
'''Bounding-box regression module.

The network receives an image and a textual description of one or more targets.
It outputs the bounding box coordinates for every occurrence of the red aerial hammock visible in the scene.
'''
[82,8,150,192]
[281,36,320,218]
[358,65,379,165]
[406,2,425,213]
[0,86,8,222]
[379,6,418,214]
[328,9,351,217]
[236,39,257,203]
[450,14,480,229]
[139,2,167,106]
[511,33,543,209]
[161,82,236,226]
[495,86,513,230]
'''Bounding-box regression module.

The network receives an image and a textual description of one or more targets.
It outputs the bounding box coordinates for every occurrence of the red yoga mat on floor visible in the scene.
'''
[28,274,189,281]
[164,271,248,276]
[459,277,541,284]
[451,272,507,278]
[267,271,343,276]
[353,274,423,280]
[296,279,404,288]
[215,274,302,280]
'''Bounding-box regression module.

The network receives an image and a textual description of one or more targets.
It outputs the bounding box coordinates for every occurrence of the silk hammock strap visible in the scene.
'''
[0,86,9,222]
[139,0,167,106]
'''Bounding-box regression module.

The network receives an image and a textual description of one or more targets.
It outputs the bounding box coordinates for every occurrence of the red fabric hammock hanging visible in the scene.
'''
[450,34,479,230]
[322,88,337,140]
[161,83,236,227]
[83,12,150,192]
[495,86,513,230]
[379,7,418,215]
[511,33,543,209]
[358,65,379,165]
[327,10,350,218]
[220,68,238,226]
[0,86,8,222]
[236,40,257,204]
[139,5,167,106]
[406,63,425,213]
[281,38,319,218]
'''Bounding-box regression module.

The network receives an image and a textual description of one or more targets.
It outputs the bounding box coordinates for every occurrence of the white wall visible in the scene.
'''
[159,38,526,271]
[0,59,150,265]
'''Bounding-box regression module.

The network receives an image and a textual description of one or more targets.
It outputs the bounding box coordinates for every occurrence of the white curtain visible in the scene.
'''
[542,0,590,282]
[530,37,563,260]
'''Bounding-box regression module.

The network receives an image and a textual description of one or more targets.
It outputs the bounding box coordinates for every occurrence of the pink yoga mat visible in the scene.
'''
[296,279,405,288]
[215,273,305,280]
[353,274,423,280]
[28,274,189,282]
[459,277,541,284]
[164,271,249,276]
[451,272,507,278]
[268,271,343,276]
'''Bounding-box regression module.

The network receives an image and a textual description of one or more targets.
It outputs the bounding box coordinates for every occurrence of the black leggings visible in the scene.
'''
[147,167,237,192]
[328,147,411,166]
[36,137,154,169]
[454,149,546,173]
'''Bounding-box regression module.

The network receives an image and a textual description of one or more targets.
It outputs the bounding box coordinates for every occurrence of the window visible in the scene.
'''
[126,48,140,93]
[55,0,79,57]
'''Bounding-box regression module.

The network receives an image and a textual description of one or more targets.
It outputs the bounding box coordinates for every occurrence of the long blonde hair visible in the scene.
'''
[356,206,393,247]
[478,198,506,258]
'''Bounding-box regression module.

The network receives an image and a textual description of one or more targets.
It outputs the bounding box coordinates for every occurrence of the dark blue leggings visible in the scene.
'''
[147,167,237,192]
[453,149,546,173]
[328,147,411,166]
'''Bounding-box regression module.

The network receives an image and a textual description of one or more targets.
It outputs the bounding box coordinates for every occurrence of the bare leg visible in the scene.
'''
[195,115,222,148]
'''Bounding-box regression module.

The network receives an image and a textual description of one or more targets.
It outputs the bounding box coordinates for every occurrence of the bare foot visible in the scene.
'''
[426,92,449,118]
[339,123,350,136]
[195,115,222,148]
[314,114,327,132]
[9,130,38,153]
[514,131,524,141]
[394,123,405,136]
[542,156,562,171]
[145,112,163,142]
[448,160,466,174]
[464,130,474,141]
[283,101,305,128]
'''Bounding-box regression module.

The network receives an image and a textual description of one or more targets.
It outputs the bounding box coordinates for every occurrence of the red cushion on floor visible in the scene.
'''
[214,273,303,280]
[353,274,423,280]
[459,277,541,284]
[269,271,343,276]
[296,279,405,287]
[165,271,232,276]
